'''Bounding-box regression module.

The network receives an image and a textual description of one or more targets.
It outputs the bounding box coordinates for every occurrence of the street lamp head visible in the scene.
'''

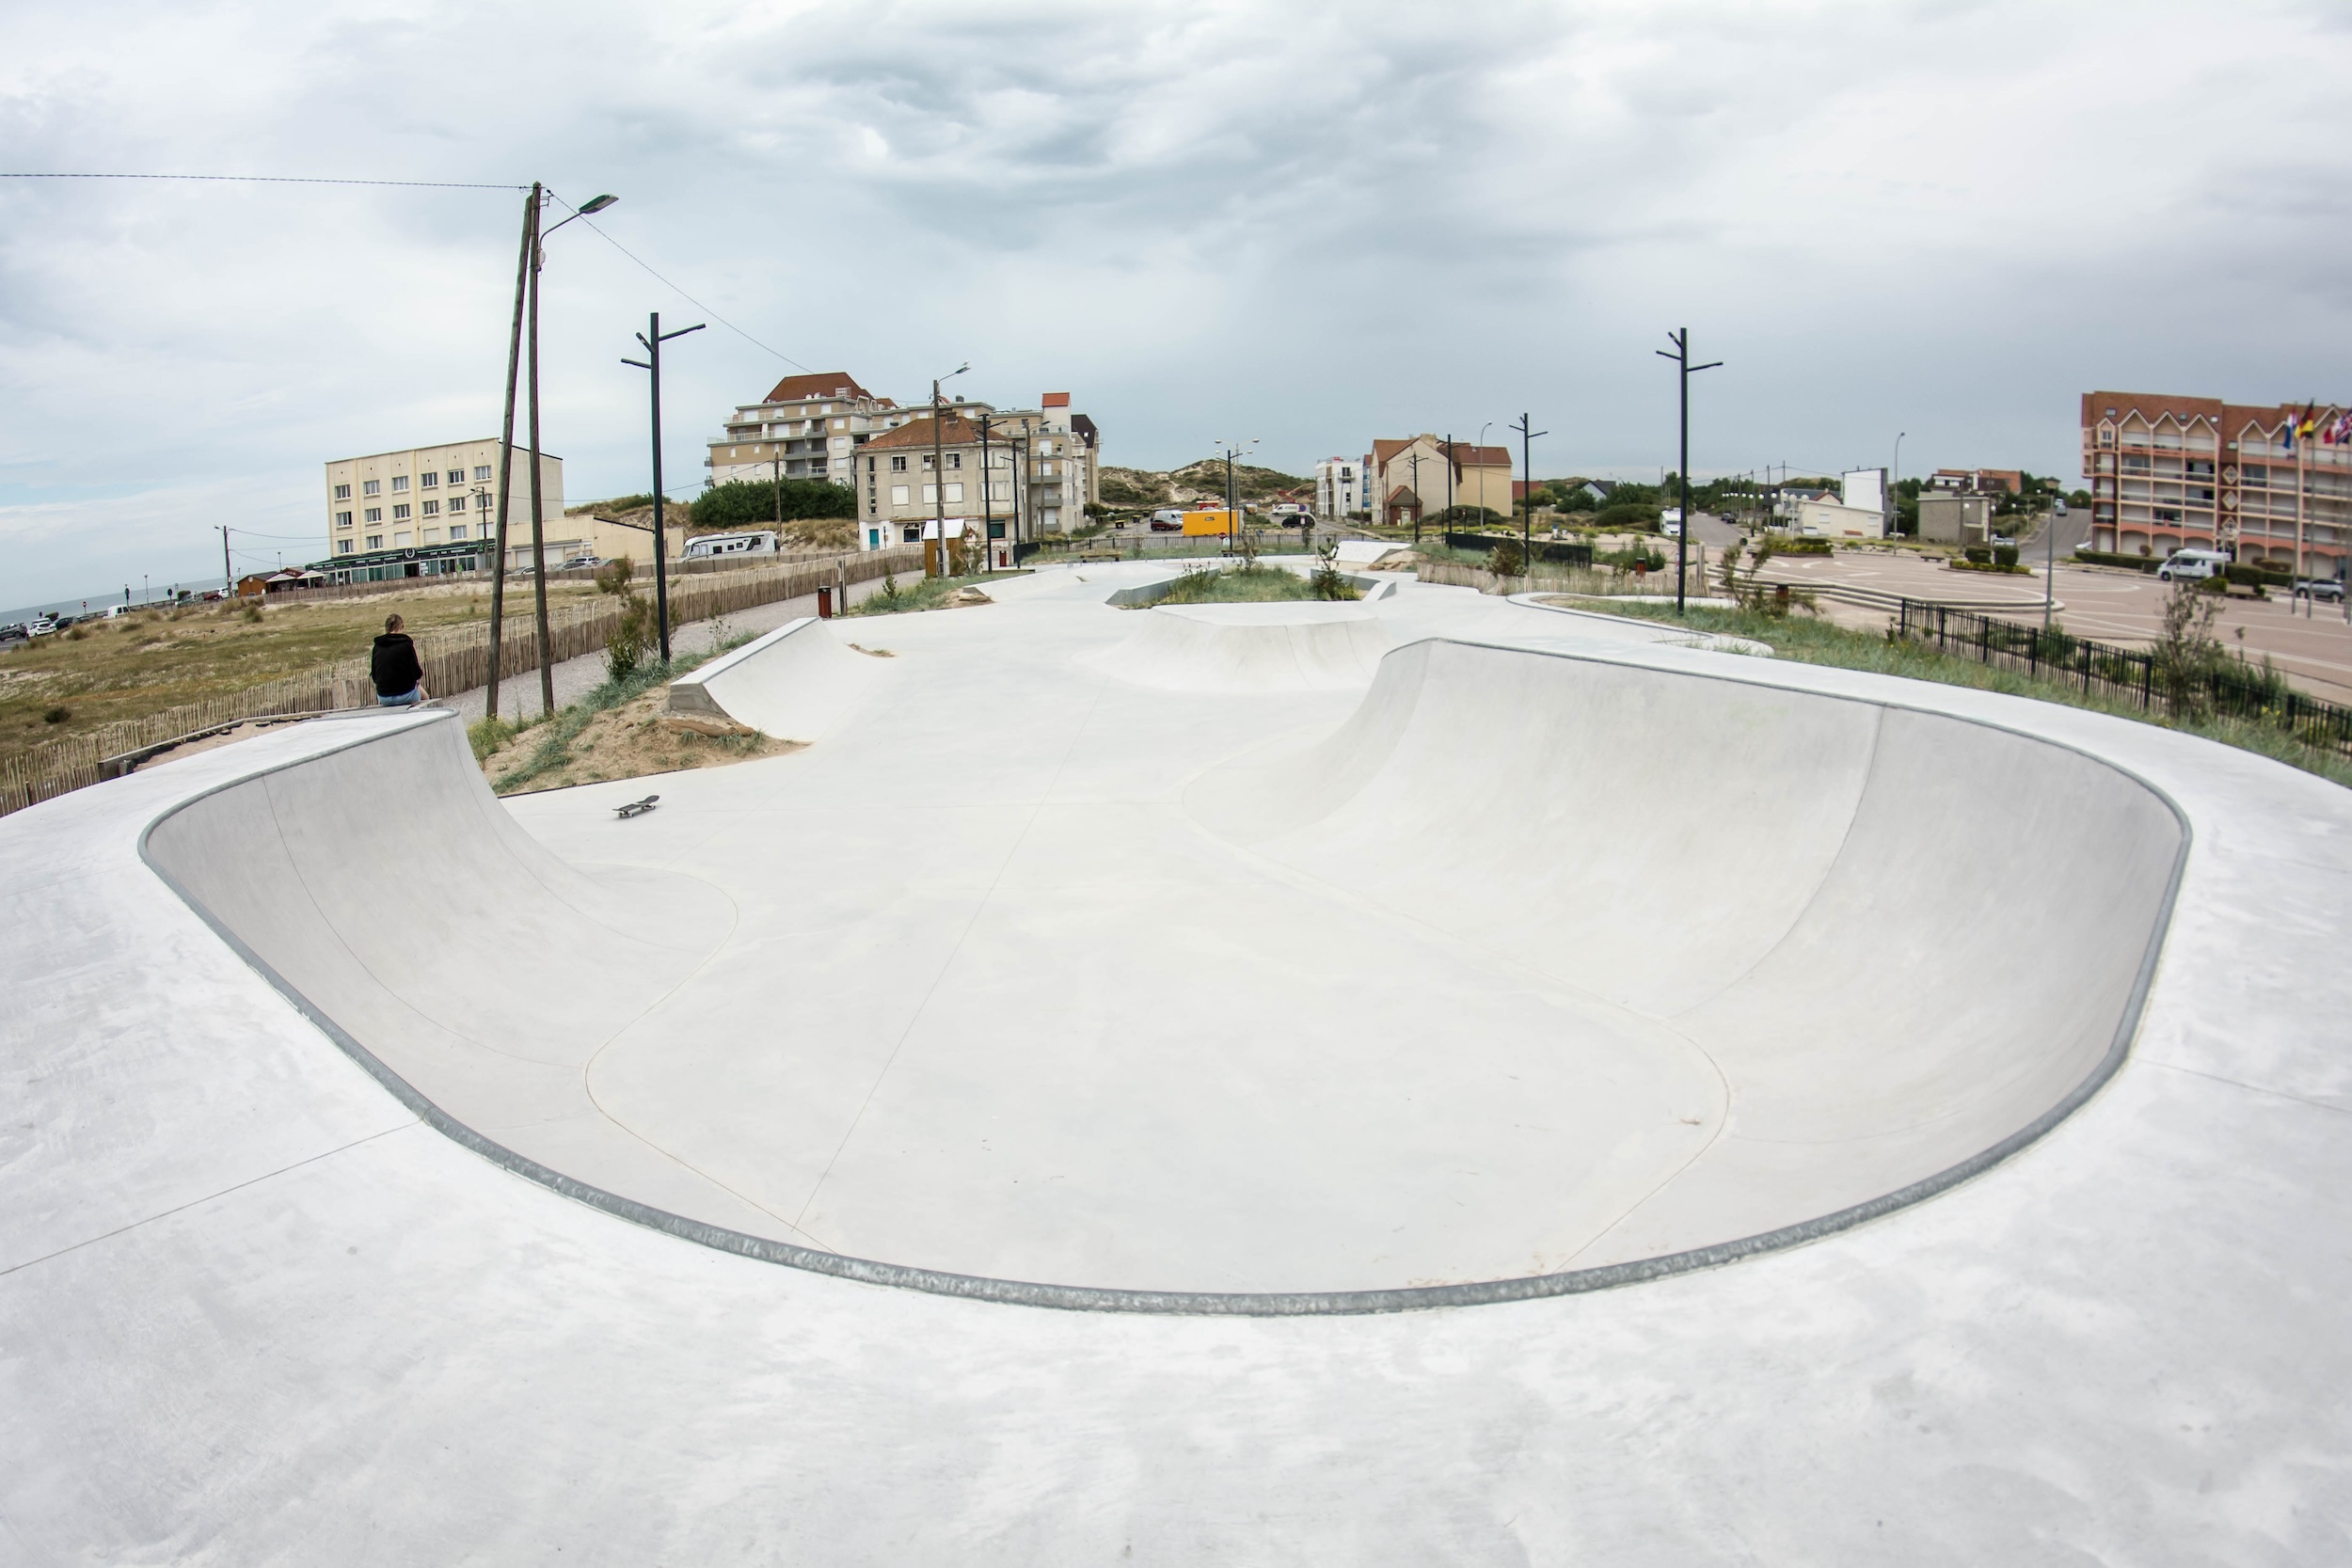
[579,194,619,214]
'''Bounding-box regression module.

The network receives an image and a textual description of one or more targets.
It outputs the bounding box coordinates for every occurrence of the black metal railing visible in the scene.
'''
[1894,599,2352,757]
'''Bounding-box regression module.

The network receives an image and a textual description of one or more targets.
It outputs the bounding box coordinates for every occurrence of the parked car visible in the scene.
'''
[1149,517,1183,531]
[2296,578,2346,602]
[2155,548,2230,582]
[560,555,604,571]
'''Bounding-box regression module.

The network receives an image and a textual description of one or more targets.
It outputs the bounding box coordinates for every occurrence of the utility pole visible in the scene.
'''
[622,311,706,663]
[1656,328,1723,614]
[527,195,554,716]
[771,451,784,532]
[2044,498,2060,635]
[485,182,535,724]
[928,363,967,576]
[218,526,231,594]
[1445,432,1456,540]
[1407,446,1422,544]
[1510,412,1548,582]
[978,412,996,568]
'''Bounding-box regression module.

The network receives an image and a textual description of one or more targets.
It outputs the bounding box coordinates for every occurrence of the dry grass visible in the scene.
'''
[0,584,597,772]
[477,678,802,794]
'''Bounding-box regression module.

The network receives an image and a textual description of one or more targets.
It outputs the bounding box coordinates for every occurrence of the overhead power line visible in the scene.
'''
[0,173,525,190]
[546,191,811,372]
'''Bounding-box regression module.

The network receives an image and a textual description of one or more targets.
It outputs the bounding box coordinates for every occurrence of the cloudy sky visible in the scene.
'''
[3,0,2348,606]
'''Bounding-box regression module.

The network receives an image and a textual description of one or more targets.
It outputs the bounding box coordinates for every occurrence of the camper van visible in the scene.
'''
[681,530,780,561]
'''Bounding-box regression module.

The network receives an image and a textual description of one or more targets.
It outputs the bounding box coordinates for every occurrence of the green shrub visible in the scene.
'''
[1490,539,1528,577]
[594,558,634,595]
[1963,546,1992,564]
[1993,545,2020,568]
[605,593,651,683]
[691,477,855,530]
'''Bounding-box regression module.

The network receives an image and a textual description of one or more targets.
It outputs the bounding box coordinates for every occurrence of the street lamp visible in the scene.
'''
[1509,414,1548,581]
[930,362,969,576]
[622,311,706,662]
[1214,437,1258,556]
[1893,431,1906,537]
[485,186,617,722]
[1656,328,1723,614]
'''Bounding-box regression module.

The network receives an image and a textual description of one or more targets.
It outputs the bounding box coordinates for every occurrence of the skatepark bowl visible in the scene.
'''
[8,557,2350,1559]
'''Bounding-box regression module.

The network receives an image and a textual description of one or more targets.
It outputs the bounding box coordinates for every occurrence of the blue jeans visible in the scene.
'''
[376,687,424,707]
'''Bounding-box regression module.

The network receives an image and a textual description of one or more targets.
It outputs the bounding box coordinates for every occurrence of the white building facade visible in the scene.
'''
[322,441,564,576]
[1315,457,1362,517]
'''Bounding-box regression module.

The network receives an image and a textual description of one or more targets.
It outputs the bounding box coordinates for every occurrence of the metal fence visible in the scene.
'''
[0,545,923,819]
[1893,599,2352,757]
[1443,531,1596,567]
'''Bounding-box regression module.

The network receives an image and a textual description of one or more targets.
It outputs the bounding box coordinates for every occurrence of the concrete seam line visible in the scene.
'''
[132,645,2191,1318]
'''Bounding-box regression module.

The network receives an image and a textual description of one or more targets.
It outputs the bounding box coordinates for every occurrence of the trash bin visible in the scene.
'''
[817,585,834,619]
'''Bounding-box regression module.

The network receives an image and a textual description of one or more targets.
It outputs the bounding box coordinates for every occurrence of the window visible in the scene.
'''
[366,534,384,549]
[946,453,961,469]
[334,539,354,554]
[391,503,412,520]
[422,528,441,543]
[390,475,408,493]
[418,499,437,516]
[334,483,351,499]
[447,494,466,512]
[363,479,381,497]
[946,483,964,503]
[449,524,469,541]
[866,456,877,473]
[336,510,353,527]
[902,523,920,543]
[473,466,492,482]
[890,455,908,472]
[365,507,383,523]
[921,453,934,469]
[923,484,938,504]
[419,471,437,489]
[891,484,910,505]
[447,470,464,485]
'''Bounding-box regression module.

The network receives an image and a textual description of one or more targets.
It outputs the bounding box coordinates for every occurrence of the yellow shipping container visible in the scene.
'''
[1181,510,1237,536]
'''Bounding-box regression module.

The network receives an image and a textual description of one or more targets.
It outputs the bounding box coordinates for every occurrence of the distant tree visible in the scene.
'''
[691,478,855,530]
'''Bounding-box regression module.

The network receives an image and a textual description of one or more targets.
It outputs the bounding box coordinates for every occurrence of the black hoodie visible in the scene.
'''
[371,631,423,696]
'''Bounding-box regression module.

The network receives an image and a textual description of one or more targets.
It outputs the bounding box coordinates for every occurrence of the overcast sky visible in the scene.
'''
[3,0,2349,605]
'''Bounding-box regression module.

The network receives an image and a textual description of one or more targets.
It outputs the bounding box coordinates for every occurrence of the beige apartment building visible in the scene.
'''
[323,440,564,573]
[847,395,1101,561]
[706,372,903,489]
[1365,436,1512,528]
[2082,390,2351,578]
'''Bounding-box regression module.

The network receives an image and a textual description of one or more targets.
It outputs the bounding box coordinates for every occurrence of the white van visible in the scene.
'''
[2155,547,2230,582]
[682,530,779,560]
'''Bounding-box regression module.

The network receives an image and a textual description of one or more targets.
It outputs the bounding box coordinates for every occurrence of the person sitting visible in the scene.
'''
[371,613,428,707]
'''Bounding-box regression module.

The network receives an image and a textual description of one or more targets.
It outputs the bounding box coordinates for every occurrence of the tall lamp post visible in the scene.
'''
[1656,327,1723,615]
[1893,431,1906,537]
[1215,438,1258,555]
[1477,420,1495,528]
[517,189,617,715]
[621,311,705,663]
[1509,412,1548,581]
[977,412,999,568]
[930,363,968,575]
[1406,445,1422,544]
[485,183,536,725]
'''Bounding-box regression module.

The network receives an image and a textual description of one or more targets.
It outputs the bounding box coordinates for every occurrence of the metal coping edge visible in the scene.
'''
[131,642,2191,1318]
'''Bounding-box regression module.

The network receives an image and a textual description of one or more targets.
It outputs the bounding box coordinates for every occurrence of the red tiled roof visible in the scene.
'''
[1443,443,1511,467]
[860,412,989,451]
[762,372,871,404]
[2081,390,2222,427]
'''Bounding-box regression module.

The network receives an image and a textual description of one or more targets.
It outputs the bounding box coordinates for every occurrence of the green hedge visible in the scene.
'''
[691,478,856,530]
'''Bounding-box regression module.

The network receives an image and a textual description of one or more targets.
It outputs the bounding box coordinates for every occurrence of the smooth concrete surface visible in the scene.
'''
[1087,601,1393,693]
[5,559,2350,1561]
[663,612,884,740]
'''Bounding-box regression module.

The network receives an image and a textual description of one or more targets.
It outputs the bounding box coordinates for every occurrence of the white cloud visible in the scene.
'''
[1,0,2347,604]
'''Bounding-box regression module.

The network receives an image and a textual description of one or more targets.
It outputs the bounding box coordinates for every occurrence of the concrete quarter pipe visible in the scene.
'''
[5,561,2345,1563]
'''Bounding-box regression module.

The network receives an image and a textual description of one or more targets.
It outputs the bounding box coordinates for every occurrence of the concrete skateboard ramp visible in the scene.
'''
[1088,602,1391,692]
[136,620,2178,1305]
[9,569,2350,1563]
[664,613,882,738]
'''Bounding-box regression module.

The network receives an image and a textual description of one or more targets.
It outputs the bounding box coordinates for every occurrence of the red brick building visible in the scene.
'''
[2081,391,2350,578]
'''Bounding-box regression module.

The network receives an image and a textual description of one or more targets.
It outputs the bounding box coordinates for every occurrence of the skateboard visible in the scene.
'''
[614,794,660,819]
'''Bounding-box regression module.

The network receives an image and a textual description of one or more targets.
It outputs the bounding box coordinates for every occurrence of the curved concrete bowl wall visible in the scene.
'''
[139,635,2184,1311]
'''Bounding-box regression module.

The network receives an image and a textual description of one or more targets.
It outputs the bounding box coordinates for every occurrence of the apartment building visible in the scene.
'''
[1314,457,1363,517]
[323,440,564,575]
[2082,391,2351,577]
[706,372,902,488]
[846,394,1103,559]
[1365,436,1513,528]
